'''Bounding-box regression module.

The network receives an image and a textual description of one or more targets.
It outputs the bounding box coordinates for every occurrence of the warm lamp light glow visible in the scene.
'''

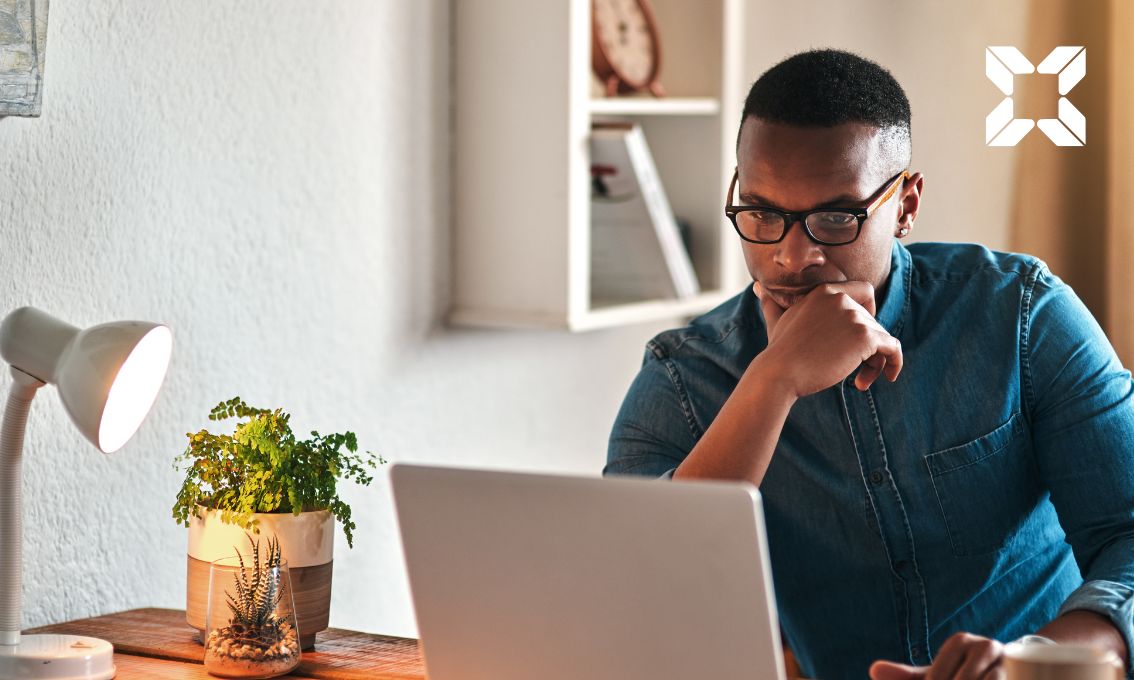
[98,325,173,453]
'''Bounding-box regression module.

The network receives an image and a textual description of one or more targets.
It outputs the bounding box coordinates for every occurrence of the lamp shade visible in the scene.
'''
[0,307,172,679]
[0,307,173,453]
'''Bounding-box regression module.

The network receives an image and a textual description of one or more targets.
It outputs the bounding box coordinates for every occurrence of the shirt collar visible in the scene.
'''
[876,240,912,337]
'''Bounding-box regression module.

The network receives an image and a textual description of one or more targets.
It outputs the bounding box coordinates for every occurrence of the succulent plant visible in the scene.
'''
[226,535,285,634]
[204,534,301,678]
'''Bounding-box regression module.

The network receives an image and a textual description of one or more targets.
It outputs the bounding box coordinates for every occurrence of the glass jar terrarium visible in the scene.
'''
[204,537,301,679]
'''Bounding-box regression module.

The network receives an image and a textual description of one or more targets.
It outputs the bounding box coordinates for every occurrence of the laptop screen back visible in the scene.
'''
[391,464,786,680]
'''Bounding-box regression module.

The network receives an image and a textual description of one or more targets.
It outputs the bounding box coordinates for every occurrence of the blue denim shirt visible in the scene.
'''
[605,241,1134,680]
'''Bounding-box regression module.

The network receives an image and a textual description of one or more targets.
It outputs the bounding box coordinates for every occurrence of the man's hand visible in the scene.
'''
[869,633,1005,680]
[754,280,903,397]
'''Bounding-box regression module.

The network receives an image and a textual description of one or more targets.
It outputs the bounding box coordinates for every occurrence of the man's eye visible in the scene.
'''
[811,212,856,227]
[749,210,781,224]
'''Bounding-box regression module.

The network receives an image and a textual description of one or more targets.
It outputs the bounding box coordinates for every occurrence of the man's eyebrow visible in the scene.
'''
[738,191,864,210]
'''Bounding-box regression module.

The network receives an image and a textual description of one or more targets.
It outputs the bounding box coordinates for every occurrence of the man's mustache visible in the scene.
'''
[764,278,829,289]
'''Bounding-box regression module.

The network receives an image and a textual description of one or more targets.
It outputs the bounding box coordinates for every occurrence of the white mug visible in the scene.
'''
[1003,641,1124,680]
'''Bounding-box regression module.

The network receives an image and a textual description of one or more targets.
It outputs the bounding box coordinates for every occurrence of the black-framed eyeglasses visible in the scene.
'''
[724,169,909,246]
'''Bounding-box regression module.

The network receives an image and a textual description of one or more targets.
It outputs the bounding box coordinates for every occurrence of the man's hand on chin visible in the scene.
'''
[752,279,903,396]
[869,633,1005,680]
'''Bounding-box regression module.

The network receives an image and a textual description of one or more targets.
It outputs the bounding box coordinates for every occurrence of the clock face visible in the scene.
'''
[593,0,657,88]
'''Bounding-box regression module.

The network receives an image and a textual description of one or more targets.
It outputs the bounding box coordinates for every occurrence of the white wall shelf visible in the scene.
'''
[589,97,720,117]
[451,0,746,332]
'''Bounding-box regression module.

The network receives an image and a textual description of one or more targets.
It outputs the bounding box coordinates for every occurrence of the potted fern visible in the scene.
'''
[173,397,382,650]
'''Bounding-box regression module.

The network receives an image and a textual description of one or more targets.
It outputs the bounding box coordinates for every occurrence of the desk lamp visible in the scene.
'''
[0,307,172,680]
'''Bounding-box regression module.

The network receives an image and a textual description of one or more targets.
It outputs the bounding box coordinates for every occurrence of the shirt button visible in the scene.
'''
[894,560,909,571]
[869,470,884,485]
[911,646,924,660]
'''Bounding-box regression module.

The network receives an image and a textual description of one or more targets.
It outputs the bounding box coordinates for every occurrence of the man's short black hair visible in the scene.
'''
[740,49,912,166]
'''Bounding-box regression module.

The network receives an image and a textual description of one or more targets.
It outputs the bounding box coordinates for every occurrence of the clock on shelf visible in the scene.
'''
[591,0,666,98]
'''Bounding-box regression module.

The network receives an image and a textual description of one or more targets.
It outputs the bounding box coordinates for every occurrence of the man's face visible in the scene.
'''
[735,118,912,310]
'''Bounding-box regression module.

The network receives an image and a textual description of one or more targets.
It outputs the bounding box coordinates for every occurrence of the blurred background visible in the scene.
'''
[0,0,1128,639]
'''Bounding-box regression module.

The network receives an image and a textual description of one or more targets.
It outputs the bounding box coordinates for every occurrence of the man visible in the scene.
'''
[604,49,1134,680]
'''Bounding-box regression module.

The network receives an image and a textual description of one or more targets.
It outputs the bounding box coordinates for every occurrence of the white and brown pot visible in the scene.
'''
[186,507,334,650]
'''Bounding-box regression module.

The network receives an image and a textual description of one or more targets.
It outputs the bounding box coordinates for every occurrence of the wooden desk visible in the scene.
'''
[27,608,425,679]
[30,607,806,679]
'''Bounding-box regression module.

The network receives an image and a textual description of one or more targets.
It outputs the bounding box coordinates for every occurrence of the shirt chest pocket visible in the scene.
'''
[923,413,1040,557]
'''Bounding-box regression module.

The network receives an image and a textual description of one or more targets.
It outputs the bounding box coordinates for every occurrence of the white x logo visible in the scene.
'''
[986,46,1086,146]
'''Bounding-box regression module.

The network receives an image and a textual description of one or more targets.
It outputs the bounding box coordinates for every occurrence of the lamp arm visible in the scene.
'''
[0,366,45,646]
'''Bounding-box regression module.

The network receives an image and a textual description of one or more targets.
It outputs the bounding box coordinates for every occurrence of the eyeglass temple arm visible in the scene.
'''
[866,170,910,215]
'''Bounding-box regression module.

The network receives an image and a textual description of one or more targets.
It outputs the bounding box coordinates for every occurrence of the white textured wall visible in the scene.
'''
[0,1,674,638]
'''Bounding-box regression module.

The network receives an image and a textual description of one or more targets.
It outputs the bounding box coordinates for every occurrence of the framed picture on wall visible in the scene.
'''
[0,0,48,117]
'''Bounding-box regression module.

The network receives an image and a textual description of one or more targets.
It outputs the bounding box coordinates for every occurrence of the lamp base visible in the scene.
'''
[0,634,115,679]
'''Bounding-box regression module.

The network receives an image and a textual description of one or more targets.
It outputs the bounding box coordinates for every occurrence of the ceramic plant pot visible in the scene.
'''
[186,507,334,650]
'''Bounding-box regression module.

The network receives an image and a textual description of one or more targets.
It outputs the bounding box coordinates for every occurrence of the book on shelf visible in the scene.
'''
[589,122,701,305]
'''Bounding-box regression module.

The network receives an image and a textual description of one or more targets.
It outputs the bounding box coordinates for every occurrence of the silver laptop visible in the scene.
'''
[391,464,787,680]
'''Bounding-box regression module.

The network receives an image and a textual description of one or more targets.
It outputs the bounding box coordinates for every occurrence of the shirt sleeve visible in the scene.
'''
[1024,265,1134,673]
[604,343,699,480]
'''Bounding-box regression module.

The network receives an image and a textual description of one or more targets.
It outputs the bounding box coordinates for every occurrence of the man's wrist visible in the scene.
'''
[745,351,801,404]
[1038,609,1129,664]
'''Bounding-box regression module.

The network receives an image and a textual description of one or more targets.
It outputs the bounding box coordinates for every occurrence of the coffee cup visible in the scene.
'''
[1003,640,1124,680]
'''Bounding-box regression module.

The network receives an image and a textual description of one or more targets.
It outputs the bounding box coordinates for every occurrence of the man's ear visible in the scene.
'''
[896,172,925,237]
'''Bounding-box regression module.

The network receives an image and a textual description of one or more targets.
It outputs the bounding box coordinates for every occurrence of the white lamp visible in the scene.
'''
[0,307,172,680]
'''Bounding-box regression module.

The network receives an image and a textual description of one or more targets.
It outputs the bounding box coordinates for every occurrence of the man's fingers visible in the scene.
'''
[821,281,877,317]
[881,335,903,382]
[884,344,904,382]
[954,638,1003,680]
[855,333,904,391]
[754,282,786,337]
[930,634,973,680]
[869,660,928,680]
[855,355,885,391]
[870,333,903,380]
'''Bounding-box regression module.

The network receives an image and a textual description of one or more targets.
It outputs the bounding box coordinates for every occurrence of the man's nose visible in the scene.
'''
[773,219,826,273]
